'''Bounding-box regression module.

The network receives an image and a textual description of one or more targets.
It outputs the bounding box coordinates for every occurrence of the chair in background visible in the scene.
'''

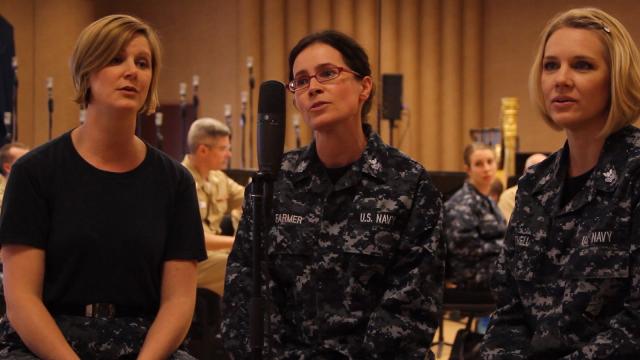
[434,288,495,359]
[187,288,228,360]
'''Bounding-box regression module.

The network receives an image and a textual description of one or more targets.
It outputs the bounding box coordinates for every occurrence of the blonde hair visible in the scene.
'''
[70,14,162,115]
[529,7,640,138]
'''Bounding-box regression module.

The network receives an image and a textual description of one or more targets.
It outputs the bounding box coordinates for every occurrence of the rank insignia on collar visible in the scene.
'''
[603,168,617,184]
[368,158,381,171]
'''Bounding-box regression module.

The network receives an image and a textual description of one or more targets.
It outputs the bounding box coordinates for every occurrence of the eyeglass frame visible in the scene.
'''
[288,64,363,93]
[200,143,231,152]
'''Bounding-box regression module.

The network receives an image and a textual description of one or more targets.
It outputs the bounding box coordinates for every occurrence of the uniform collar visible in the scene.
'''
[289,123,389,187]
[531,126,631,215]
[182,155,207,185]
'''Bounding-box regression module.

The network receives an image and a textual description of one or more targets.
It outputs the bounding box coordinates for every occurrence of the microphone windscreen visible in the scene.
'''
[257,81,286,174]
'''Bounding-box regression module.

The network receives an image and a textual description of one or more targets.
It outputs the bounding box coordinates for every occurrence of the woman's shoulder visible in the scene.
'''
[445,183,476,208]
[144,144,195,185]
[12,131,72,171]
[614,125,640,163]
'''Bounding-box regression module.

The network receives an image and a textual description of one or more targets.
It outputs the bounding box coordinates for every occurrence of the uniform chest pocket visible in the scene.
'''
[511,246,541,282]
[268,222,313,280]
[510,230,542,282]
[563,247,629,279]
[342,222,397,257]
[268,221,312,256]
[341,223,397,287]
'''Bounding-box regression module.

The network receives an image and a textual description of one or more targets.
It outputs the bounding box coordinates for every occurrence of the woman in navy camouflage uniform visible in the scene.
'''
[222,30,445,359]
[0,15,205,359]
[482,8,640,359]
[445,143,506,289]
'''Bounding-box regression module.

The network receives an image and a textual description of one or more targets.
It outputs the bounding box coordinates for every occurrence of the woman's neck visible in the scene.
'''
[315,120,367,168]
[469,179,491,196]
[72,105,144,171]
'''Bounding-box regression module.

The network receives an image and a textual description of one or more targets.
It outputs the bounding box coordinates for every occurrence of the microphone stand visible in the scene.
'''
[192,75,200,120]
[47,77,53,140]
[3,113,11,143]
[241,91,248,169]
[79,107,86,125]
[224,104,232,169]
[248,57,255,168]
[11,57,17,141]
[155,112,164,151]
[293,114,301,148]
[249,169,275,360]
[179,82,187,156]
[135,113,142,137]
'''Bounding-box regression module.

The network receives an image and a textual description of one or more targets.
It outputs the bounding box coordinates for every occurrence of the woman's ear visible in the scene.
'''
[359,76,373,102]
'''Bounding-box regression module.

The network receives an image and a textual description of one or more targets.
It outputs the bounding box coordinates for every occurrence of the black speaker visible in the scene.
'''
[382,74,403,120]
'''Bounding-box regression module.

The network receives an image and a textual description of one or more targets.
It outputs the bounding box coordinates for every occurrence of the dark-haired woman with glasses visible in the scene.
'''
[222,30,445,359]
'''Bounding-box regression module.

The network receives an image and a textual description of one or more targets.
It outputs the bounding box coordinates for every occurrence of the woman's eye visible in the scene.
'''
[136,59,150,69]
[319,69,337,78]
[109,56,124,65]
[542,61,559,71]
[573,60,594,71]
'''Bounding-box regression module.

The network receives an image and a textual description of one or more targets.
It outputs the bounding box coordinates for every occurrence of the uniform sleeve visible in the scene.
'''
[362,173,445,359]
[163,173,207,261]
[0,160,50,248]
[225,174,245,232]
[480,233,533,359]
[558,194,640,359]
[221,184,258,357]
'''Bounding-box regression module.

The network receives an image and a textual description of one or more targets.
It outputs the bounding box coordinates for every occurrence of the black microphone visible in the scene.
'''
[47,77,54,140]
[3,112,11,142]
[257,81,286,175]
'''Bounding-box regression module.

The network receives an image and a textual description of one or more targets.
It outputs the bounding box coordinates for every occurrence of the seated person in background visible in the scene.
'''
[445,143,506,289]
[497,153,546,221]
[0,142,29,203]
[0,15,205,359]
[182,118,245,295]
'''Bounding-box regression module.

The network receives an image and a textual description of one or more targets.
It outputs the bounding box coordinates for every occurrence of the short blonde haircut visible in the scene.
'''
[529,7,640,137]
[70,14,162,115]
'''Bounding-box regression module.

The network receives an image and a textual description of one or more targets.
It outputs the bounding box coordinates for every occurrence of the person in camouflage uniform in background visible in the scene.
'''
[445,143,506,289]
[222,30,445,359]
[482,8,640,359]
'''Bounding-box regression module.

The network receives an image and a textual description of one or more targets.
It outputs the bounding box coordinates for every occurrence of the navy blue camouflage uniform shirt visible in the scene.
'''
[482,125,640,359]
[222,124,445,359]
[445,181,506,288]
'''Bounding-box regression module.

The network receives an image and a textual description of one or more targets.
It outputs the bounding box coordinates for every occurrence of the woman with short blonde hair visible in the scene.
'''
[0,15,205,359]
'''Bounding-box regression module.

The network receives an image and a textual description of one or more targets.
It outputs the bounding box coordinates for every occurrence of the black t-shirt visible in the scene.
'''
[323,164,352,184]
[0,131,206,313]
[561,167,594,207]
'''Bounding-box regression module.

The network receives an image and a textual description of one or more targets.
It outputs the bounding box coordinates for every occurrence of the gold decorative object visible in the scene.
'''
[501,97,519,180]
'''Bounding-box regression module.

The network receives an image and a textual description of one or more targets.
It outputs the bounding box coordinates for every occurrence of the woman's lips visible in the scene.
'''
[309,101,329,110]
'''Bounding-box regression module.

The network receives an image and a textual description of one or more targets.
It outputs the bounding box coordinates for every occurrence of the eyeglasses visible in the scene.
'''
[288,64,362,92]
[201,143,231,152]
